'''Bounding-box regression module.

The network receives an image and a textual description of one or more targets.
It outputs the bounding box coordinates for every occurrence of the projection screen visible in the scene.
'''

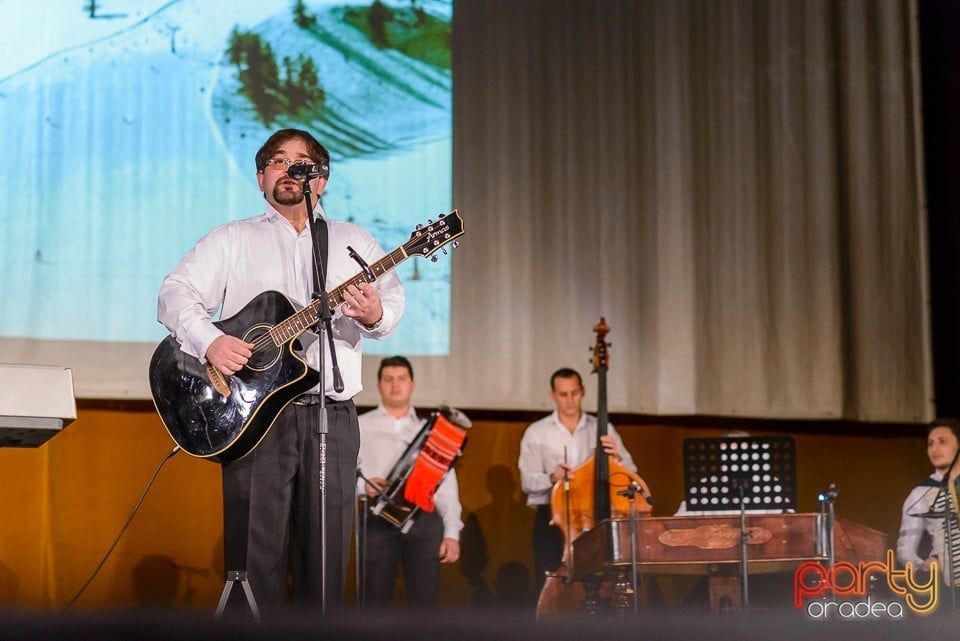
[0,0,453,399]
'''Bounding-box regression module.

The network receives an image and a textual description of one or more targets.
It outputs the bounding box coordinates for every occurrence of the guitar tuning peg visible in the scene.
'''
[452,240,460,248]
[431,256,438,263]
[415,224,423,230]
[441,247,448,255]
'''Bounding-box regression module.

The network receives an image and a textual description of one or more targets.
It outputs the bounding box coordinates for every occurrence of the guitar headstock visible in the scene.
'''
[403,210,465,261]
[591,316,610,372]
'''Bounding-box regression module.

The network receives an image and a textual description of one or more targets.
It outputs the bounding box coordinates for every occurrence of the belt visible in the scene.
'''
[291,394,350,407]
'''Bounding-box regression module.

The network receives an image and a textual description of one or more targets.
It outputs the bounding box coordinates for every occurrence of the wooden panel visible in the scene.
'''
[572,513,887,579]
[0,410,911,611]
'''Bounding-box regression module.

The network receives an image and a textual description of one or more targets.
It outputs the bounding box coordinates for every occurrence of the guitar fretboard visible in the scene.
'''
[268,246,408,345]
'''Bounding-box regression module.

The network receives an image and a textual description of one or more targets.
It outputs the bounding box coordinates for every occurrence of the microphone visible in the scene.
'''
[818,483,839,502]
[636,482,655,506]
[616,481,655,506]
[287,161,330,180]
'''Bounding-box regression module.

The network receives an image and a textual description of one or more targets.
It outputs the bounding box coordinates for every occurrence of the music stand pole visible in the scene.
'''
[736,478,750,610]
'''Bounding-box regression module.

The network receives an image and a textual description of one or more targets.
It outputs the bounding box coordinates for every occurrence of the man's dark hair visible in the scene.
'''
[378,355,414,382]
[928,418,960,440]
[550,367,583,391]
[255,128,330,173]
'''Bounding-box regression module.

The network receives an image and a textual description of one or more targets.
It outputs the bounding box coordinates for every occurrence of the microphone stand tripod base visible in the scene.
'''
[214,570,261,621]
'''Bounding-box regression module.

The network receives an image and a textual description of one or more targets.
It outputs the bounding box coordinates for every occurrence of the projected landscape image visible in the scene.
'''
[0,0,453,355]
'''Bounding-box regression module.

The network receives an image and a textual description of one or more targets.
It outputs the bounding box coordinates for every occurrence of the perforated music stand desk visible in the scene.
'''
[683,435,797,513]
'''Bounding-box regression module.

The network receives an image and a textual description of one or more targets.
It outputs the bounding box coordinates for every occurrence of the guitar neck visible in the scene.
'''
[269,245,409,345]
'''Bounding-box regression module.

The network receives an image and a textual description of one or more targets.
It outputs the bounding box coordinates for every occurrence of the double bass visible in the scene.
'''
[537,317,653,615]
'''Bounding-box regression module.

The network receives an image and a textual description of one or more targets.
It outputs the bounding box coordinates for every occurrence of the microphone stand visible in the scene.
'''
[615,482,644,614]
[302,177,344,615]
[817,484,839,571]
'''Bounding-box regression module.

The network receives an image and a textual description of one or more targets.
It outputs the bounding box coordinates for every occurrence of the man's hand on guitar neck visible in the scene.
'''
[341,282,384,328]
[206,335,254,376]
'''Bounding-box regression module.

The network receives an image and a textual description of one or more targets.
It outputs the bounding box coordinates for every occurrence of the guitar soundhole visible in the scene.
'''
[242,324,281,372]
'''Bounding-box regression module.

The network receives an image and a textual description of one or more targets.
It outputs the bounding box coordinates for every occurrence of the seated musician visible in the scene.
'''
[357,355,463,609]
[897,418,960,585]
[518,367,638,594]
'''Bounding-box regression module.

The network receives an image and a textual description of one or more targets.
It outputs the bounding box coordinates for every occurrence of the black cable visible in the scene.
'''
[62,445,181,611]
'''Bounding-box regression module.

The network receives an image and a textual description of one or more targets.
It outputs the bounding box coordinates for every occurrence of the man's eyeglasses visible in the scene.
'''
[264,158,315,170]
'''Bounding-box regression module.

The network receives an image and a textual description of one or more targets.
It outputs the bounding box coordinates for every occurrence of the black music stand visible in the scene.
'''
[683,435,797,513]
[683,435,797,610]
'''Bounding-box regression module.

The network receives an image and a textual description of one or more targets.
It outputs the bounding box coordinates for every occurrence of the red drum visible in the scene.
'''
[370,406,470,533]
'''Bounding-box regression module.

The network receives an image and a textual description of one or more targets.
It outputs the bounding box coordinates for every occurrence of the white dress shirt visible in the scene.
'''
[157,204,405,400]
[357,404,463,540]
[518,411,637,507]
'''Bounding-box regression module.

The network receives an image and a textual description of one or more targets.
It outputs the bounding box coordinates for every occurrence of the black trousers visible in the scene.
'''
[221,399,359,614]
[360,508,444,609]
[533,504,564,594]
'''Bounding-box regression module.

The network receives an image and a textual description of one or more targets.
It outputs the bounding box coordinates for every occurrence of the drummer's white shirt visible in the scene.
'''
[357,404,463,540]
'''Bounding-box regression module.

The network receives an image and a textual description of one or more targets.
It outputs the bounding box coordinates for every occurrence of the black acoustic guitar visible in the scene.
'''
[149,210,464,463]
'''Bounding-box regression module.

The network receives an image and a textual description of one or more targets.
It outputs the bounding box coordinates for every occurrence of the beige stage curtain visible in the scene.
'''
[407,0,931,422]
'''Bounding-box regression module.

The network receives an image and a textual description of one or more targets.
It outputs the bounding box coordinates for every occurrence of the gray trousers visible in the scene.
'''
[221,399,359,614]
